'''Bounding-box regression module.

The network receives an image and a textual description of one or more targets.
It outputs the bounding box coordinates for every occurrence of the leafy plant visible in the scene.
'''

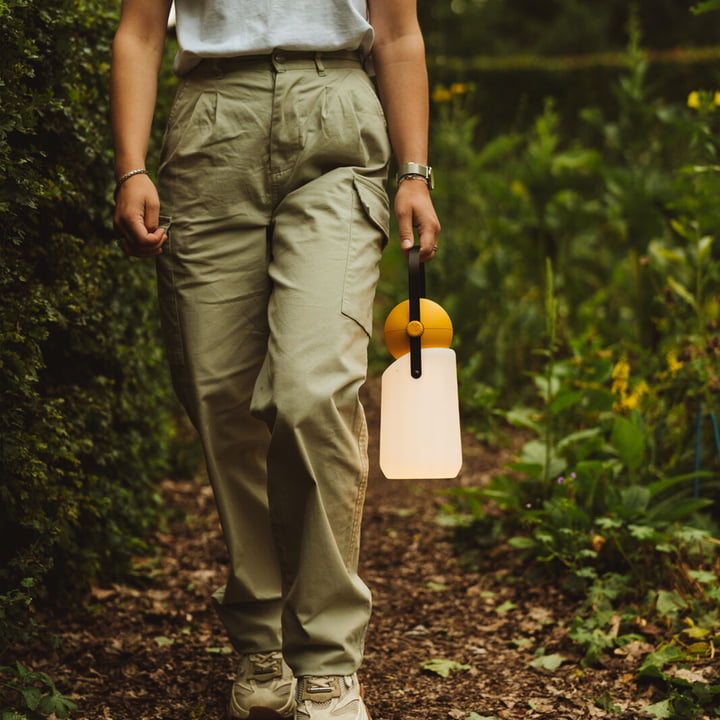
[433,38,720,706]
[0,662,76,720]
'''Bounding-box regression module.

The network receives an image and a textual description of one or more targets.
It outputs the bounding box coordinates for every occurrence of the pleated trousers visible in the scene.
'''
[155,49,391,675]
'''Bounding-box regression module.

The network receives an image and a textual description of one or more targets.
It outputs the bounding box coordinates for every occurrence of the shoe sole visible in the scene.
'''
[359,683,372,720]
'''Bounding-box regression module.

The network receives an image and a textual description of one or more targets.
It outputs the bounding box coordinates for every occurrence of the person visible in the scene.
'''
[111,1,440,718]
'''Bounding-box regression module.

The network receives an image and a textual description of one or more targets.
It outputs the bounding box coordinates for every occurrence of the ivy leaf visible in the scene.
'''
[530,653,566,671]
[420,659,471,678]
[638,645,687,677]
[642,699,672,718]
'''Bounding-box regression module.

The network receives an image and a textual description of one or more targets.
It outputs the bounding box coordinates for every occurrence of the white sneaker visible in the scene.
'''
[228,651,296,719]
[295,675,370,720]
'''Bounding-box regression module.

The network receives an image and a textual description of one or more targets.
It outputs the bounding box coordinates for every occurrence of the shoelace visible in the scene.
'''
[249,652,282,679]
[305,678,335,694]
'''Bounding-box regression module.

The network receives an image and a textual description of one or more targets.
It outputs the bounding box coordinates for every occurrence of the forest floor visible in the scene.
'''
[16,379,704,720]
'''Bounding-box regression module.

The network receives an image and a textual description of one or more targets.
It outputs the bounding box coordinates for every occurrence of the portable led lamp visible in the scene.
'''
[379,248,463,479]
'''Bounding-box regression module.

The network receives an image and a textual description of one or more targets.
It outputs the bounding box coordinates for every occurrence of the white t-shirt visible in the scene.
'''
[172,0,374,75]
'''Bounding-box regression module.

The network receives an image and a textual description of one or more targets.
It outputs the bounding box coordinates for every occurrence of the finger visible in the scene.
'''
[416,219,441,262]
[144,197,161,234]
[118,220,166,257]
[397,213,415,255]
[394,184,440,259]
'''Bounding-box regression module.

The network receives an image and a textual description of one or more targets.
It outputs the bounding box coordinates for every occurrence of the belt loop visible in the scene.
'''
[272,51,286,72]
[314,52,327,77]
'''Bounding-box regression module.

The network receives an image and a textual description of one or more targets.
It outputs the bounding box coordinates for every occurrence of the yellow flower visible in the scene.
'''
[621,395,636,410]
[625,381,649,409]
[687,91,701,109]
[450,83,469,96]
[611,358,630,397]
[666,349,683,376]
[714,91,720,107]
[432,86,452,103]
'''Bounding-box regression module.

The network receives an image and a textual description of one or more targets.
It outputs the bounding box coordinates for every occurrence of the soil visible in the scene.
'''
[13,380,702,719]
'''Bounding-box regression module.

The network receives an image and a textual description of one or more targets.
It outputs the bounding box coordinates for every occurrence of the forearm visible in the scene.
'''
[371,26,429,167]
[368,1,440,260]
[110,5,169,178]
[110,1,171,257]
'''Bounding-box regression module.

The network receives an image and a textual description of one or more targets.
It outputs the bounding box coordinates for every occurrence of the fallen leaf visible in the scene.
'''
[665,667,707,684]
[420,659,471,678]
[530,653,566,671]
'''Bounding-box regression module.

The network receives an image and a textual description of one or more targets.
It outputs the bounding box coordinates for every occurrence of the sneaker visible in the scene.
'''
[228,651,296,720]
[295,675,370,720]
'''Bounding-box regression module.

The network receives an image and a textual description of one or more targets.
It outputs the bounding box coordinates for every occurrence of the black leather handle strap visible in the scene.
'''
[408,247,425,378]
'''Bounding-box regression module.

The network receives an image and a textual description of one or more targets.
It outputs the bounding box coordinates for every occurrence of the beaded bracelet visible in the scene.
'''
[114,168,149,199]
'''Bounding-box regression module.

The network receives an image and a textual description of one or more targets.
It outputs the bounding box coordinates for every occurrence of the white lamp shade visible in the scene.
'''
[379,347,462,479]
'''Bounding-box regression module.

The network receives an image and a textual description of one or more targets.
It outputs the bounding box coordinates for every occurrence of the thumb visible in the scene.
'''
[396,209,415,252]
[145,197,161,234]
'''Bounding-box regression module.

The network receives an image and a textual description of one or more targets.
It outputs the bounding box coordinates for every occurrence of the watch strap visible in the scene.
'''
[396,162,434,190]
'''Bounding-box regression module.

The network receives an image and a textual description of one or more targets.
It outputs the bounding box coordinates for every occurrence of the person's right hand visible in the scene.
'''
[113,173,167,257]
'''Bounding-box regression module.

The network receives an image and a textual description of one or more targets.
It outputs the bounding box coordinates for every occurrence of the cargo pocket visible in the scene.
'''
[341,175,390,337]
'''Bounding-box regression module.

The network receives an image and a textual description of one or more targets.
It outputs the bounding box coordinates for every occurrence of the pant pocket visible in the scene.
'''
[341,175,389,337]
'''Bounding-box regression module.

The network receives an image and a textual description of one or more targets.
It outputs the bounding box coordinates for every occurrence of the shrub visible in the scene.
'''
[0,0,178,652]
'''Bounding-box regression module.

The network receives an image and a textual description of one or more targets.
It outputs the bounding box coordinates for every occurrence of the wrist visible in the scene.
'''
[114,168,150,199]
[396,162,434,190]
[114,153,149,182]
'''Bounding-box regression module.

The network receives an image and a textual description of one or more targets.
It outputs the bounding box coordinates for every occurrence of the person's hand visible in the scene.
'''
[394,178,441,261]
[113,174,167,257]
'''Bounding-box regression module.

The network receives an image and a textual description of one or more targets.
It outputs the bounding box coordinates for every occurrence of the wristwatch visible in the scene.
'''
[396,162,434,190]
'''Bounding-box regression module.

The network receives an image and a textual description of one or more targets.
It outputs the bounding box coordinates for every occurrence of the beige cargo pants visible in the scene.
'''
[155,51,391,676]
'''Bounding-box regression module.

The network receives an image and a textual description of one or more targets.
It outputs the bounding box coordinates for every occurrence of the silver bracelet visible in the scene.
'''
[114,168,149,199]
[398,173,429,185]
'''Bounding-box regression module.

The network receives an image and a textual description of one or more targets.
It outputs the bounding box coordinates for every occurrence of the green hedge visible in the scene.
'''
[0,0,178,650]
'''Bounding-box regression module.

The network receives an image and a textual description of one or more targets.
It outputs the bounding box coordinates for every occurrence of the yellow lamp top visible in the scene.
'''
[383,298,453,359]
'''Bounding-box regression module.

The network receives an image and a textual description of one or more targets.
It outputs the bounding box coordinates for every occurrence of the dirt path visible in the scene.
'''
[17,380,662,719]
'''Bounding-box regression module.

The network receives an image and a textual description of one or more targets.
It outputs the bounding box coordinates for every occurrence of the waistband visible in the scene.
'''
[194,50,365,77]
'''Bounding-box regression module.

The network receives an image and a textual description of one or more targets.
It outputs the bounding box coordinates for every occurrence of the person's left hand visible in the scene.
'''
[394,179,441,261]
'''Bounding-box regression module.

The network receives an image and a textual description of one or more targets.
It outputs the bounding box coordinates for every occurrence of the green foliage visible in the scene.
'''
[420,1,720,142]
[691,0,720,14]
[0,0,180,655]
[430,19,720,718]
[386,16,720,431]
[0,662,76,720]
